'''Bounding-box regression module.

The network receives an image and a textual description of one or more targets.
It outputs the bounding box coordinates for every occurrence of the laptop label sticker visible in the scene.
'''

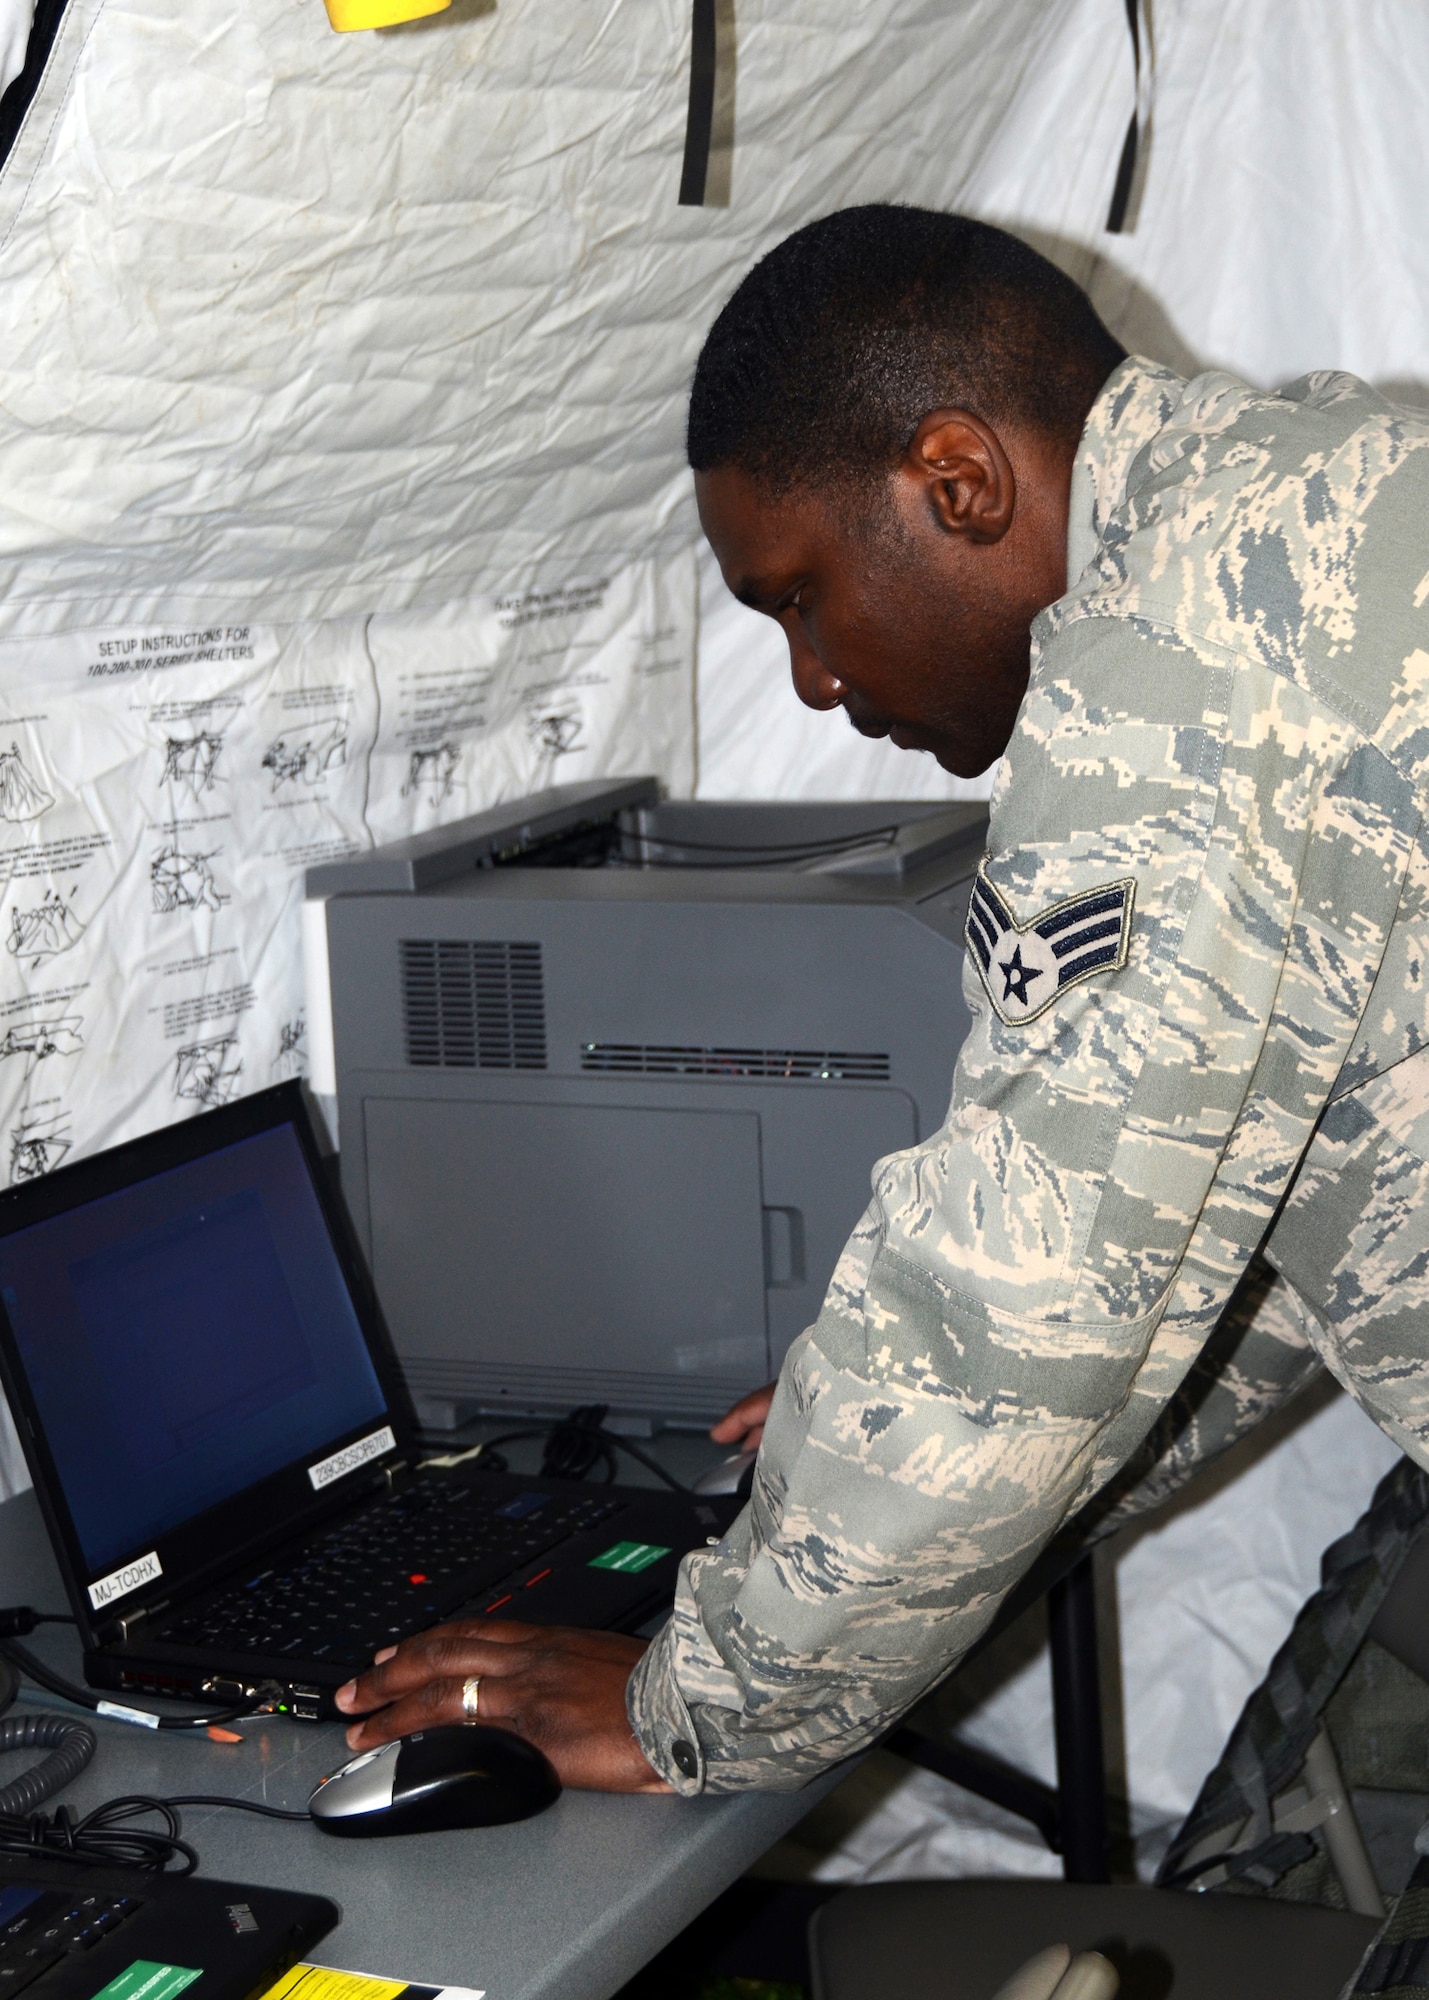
[308,1425,396,1492]
[588,1541,671,1574]
[88,1549,162,1610]
[92,1963,203,2000]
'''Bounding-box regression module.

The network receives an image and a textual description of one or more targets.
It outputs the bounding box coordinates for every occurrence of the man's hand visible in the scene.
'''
[710,1379,776,1451]
[333,1618,672,1792]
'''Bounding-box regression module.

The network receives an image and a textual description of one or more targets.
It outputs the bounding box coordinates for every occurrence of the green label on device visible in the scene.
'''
[588,1540,671,1574]
[92,1964,204,2000]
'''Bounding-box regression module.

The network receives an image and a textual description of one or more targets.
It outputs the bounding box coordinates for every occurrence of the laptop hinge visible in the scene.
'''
[104,1599,164,1645]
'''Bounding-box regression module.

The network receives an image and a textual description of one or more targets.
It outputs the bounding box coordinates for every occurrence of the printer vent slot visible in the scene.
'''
[401,940,547,1070]
[580,1044,890,1082]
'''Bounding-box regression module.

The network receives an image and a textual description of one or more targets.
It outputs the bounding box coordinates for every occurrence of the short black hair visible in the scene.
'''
[687,205,1125,490]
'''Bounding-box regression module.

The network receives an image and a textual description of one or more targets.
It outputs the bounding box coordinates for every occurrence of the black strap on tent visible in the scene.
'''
[1105,0,1142,233]
[1345,1855,1429,1996]
[1346,1854,1429,1996]
[678,0,717,206]
[1158,1453,1429,1893]
[0,0,68,173]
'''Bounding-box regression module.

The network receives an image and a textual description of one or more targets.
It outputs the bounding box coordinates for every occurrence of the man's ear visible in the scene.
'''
[903,408,1016,546]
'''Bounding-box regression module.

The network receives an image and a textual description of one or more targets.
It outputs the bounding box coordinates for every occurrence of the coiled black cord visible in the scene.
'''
[0,1714,96,1815]
[0,1791,309,1874]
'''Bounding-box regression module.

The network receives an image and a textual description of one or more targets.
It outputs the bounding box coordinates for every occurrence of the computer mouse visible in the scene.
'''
[692,1448,758,1499]
[309,1724,561,1836]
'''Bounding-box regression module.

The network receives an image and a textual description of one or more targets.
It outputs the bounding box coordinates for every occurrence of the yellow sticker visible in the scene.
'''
[262,1968,408,2000]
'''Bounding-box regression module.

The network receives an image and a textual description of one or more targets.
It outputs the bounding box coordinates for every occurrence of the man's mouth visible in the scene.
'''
[841,698,946,758]
[842,702,893,741]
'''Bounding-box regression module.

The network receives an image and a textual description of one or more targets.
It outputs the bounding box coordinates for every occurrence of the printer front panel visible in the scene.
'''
[325,883,967,1422]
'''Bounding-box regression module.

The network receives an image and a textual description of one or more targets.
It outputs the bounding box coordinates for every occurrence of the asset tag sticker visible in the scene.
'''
[588,1541,671,1575]
[260,1967,485,2000]
[261,1970,407,2000]
[88,1550,162,1610]
[964,866,1136,1026]
[91,1961,203,2000]
[308,1425,396,1491]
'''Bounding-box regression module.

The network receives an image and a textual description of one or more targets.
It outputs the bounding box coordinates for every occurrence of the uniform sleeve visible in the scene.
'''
[1075,1252,1323,1540]
[628,612,1418,1795]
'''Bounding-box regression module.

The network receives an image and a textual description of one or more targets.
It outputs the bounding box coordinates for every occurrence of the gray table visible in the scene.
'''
[0,1488,838,2000]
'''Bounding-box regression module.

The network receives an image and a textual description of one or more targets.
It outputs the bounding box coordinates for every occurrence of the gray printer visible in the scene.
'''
[308,778,988,1428]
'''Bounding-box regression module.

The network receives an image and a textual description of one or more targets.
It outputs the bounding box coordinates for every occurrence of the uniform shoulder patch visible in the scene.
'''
[965,866,1136,1026]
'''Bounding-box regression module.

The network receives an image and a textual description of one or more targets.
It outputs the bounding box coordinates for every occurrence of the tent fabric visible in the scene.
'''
[0,0,31,94]
[0,0,1121,1244]
[0,0,1423,1889]
[0,0,1112,634]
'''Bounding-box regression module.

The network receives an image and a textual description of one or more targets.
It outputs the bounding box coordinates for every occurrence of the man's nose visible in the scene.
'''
[786,628,844,712]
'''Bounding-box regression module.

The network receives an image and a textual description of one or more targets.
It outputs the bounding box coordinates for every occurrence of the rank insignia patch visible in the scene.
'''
[965,867,1136,1025]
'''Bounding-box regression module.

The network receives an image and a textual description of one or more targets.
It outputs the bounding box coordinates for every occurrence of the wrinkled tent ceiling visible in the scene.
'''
[0,0,1423,1882]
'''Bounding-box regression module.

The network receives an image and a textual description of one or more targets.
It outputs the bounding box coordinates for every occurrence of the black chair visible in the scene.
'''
[806,1880,1379,2000]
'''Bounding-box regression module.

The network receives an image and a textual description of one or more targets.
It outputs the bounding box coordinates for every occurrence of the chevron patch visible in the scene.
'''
[965,867,1136,1026]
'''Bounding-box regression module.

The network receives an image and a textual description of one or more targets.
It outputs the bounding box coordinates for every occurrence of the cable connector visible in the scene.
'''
[0,1609,42,1639]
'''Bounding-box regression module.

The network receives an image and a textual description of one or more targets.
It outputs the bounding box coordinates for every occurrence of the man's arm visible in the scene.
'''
[341,619,1410,1788]
[623,614,1411,1794]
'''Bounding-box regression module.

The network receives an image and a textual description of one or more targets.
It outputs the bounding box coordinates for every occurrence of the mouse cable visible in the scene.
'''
[0,1634,284,1732]
[0,1789,313,1875]
[594,1430,694,1494]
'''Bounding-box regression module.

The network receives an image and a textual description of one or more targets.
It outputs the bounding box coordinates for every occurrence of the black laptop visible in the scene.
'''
[0,1083,732,1720]
[0,1856,336,2000]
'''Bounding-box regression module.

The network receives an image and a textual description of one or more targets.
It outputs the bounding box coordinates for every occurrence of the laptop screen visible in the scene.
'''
[0,1121,390,1574]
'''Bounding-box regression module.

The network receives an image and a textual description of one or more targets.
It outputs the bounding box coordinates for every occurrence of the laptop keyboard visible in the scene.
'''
[0,1887,142,1996]
[155,1479,623,1669]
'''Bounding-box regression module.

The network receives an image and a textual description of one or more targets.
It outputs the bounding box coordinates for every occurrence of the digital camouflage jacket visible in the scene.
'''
[628,356,1429,1794]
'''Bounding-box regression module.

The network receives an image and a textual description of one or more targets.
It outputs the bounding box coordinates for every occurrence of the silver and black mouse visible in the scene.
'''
[310,1724,560,1836]
[692,1448,758,1500]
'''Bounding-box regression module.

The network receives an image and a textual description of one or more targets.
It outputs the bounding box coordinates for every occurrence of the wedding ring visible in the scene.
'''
[461,1674,481,1720]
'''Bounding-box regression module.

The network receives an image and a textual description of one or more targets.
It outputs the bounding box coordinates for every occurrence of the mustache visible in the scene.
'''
[839,692,894,739]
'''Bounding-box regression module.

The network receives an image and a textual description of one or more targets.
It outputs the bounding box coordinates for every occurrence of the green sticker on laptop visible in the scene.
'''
[588,1540,671,1574]
[92,1962,204,2000]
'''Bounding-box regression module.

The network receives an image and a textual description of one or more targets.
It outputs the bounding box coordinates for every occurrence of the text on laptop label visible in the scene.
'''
[308,1425,396,1492]
[88,1549,162,1609]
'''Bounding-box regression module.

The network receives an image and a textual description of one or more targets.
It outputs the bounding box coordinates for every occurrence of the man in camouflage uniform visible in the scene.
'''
[337,207,1429,1798]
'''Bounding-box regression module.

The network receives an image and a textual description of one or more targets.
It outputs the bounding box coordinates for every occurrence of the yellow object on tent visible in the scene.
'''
[323,0,451,33]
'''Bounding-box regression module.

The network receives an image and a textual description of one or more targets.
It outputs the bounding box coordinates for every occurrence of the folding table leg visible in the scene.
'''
[1049,1551,1111,1883]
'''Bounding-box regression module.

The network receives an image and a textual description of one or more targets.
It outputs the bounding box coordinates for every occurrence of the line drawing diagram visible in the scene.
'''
[262,719,348,791]
[11,1109,72,1183]
[0,742,53,824]
[162,731,224,799]
[174,1033,242,1108]
[7,889,85,970]
[274,1014,306,1079]
[402,742,460,806]
[151,845,227,915]
[0,1015,84,1075]
[528,707,584,758]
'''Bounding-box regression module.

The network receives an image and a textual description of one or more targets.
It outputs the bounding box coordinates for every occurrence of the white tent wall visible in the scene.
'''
[0,0,1422,1881]
[0,0,28,95]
